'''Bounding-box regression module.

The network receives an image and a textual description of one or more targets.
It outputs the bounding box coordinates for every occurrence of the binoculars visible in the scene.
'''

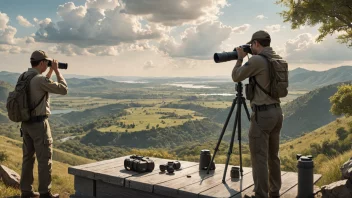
[124,155,155,173]
[159,161,181,173]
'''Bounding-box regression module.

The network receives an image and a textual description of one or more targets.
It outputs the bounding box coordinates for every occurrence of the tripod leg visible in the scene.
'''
[237,97,251,176]
[222,99,240,183]
[237,97,244,177]
[207,98,237,174]
[241,97,251,121]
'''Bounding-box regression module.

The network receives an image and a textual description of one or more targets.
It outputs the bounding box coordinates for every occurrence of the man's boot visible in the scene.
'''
[39,192,59,198]
[21,191,40,198]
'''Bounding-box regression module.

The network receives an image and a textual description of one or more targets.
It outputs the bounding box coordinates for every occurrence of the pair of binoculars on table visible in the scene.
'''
[159,161,181,173]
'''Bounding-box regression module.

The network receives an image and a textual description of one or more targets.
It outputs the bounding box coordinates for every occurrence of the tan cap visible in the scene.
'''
[30,50,53,62]
[246,30,271,44]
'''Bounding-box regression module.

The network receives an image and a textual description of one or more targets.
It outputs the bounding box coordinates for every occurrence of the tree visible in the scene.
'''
[330,84,352,116]
[276,0,352,46]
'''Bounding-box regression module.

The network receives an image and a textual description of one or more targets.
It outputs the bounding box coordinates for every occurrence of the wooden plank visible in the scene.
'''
[69,157,125,179]
[177,167,252,198]
[127,163,200,193]
[69,157,122,175]
[94,157,166,186]
[154,165,225,198]
[199,171,255,198]
[126,160,198,192]
[71,157,118,169]
[232,171,289,198]
[281,174,322,198]
[74,176,95,197]
[96,180,169,198]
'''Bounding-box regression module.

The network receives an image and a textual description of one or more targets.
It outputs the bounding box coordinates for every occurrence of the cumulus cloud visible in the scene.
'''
[86,0,120,9]
[49,44,92,56]
[0,12,17,44]
[280,33,352,63]
[121,0,229,26]
[0,12,10,30]
[34,2,166,47]
[265,24,281,33]
[16,15,34,27]
[0,44,28,54]
[256,15,267,20]
[143,60,155,70]
[159,21,250,59]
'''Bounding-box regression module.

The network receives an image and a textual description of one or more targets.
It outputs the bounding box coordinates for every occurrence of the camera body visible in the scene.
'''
[124,155,155,173]
[159,161,181,173]
[214,45,252,63]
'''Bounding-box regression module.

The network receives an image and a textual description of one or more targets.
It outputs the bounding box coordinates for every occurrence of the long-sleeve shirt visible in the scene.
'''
[23,68,68,116]
[232,47,281,107]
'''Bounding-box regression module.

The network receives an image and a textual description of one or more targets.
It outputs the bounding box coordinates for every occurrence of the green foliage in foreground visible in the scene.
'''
[277,0,352,46]
[330,84,352,117]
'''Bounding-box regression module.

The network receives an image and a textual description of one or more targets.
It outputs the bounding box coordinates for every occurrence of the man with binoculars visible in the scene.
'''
[19,50,68,198]
[232,30,288,198]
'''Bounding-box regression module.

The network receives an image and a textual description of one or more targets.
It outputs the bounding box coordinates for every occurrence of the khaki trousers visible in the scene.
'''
[20,119,53,194]
[249,107,283,198]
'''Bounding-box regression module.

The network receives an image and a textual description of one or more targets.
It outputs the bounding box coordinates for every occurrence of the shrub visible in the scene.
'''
[0,150,9,162]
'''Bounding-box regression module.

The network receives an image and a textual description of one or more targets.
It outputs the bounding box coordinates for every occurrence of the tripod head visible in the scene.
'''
[235,82,244,97]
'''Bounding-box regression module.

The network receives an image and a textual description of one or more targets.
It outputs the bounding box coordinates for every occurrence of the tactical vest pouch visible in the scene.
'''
[245,77,255,100]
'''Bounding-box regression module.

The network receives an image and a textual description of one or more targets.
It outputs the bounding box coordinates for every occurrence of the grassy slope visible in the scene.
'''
[0,136,94,197]
[279,116,352,186]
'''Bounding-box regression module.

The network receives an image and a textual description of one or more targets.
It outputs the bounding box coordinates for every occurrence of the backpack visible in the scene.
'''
[6,72,45,122]
[253,54,288,99]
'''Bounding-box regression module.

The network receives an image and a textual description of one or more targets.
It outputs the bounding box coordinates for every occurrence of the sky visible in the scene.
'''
[0,0,351,77]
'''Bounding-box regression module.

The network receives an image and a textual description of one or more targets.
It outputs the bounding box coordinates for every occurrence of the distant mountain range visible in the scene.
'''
[2,65,351,90]
[288,66,352,90]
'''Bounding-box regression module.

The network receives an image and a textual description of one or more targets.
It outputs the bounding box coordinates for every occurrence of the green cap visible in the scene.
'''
[30,50,53,62]
[246,30,271,44]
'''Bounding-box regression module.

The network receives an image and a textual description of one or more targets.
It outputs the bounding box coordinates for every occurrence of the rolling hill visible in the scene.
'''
[0,81,12,102]
[281,80,352,138]
[0,135,94,197]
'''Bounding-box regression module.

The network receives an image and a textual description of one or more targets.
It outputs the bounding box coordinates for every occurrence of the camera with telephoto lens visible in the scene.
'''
[47,60,68,70]
[213,44,252,63]
[159,161,181,173]
[124,155,155,173]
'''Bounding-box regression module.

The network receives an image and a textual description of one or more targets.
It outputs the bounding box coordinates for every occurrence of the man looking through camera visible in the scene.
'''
[232,30,287,198]
[20,50,68,198]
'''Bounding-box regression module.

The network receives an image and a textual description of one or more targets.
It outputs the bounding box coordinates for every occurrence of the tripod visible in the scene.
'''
[206,82,250,183]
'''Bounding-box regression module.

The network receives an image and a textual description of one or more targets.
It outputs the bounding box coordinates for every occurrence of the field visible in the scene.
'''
[50,88,307,112]
[98,107,205,132]
[50,97,181,111]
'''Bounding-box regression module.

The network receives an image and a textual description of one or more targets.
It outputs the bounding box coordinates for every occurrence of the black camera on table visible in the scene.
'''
[159,161,181,173]
[124,155,155,173]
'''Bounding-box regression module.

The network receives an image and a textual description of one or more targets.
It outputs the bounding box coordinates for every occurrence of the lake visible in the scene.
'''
[51,109,77,115]
[165,83,218,89]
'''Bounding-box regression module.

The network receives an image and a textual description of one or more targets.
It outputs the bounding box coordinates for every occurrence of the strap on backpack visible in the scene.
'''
[23,72,47,113]
[252,76,271,96]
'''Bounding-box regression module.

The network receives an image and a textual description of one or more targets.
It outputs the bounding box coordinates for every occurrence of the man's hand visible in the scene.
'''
[51,59,59,72]
[236,47,247,60]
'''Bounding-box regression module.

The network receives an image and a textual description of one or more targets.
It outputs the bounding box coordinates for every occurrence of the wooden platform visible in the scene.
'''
[68,156,321,198]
